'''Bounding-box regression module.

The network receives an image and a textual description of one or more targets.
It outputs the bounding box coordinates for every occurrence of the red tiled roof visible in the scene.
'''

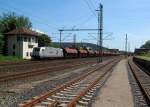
[4,28,40,36]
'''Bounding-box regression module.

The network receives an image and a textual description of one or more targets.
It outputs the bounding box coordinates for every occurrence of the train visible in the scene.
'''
[32,47,120,59]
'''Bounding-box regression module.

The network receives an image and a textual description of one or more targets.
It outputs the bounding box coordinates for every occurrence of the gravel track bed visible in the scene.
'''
[127,61,148,107]
[0,58,97,68]
[0,63,92,89]
[0,58,99,76]
[0,65,92,107]
[0,57,115,107]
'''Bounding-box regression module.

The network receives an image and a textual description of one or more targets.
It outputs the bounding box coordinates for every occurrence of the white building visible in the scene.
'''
[5,28,39,59]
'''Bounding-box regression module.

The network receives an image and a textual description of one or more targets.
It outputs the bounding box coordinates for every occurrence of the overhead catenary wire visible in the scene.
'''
[0,0,105,46]
[1,0,100,31]
[0,0,100,31]
[88,0,98,10]
[83,0,97,18]
[93,0,99,5]
[74,13,96,28]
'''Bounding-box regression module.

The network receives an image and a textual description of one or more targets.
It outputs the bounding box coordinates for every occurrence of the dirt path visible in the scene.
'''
[93,59,134,107]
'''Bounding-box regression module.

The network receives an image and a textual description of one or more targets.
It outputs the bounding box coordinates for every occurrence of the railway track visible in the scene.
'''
[0,57,98,68]
[19,57,120,107]
[0,57,101,76]
[128,58,150,106]
[0,57,117,82]
[133,58,150,76]
[0,60,96,83]
[0,57,115,69]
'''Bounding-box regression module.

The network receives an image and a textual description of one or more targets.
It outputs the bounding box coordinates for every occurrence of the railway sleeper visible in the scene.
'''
[57,103,67,107]
[47,98,56,102]
[78,100,89,106]
[59,100,71,103]
[41,101,52,105]
[81,97,91,102]
[60,91,76,94]
[66,86,85,90]
[34,106,46,107]
[51,95,65,99]
[85,93,95,98]
[51,95,73,101]
[63,94,78,97]
[35,101,56,107]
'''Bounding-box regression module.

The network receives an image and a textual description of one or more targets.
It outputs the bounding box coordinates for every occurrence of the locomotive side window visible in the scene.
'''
[34,48,40,52]
[56,50,58,54]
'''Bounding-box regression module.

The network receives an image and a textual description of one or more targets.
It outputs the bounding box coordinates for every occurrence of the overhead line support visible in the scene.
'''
[96,3,103,63]
[58,29,99,48]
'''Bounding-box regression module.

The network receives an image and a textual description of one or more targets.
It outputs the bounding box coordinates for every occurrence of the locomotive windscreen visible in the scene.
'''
[34,47,40,52]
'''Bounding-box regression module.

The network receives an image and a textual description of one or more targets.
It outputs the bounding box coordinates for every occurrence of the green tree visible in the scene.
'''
[0,12,32,33]
[0,34,4,50]
[15,15,32,29]
[0,12,32,55]
[38,34,52,47]
[141,40,150,49]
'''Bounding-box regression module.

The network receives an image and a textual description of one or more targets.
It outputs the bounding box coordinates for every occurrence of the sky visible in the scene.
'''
[0,0,150,51]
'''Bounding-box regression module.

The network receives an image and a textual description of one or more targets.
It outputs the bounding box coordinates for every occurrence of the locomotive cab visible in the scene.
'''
[32,47,44,59]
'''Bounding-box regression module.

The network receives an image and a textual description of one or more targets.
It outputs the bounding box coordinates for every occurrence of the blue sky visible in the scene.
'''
[0,0,149,51]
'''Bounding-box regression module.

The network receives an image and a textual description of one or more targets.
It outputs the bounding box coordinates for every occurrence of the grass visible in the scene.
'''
[136,53,150,61]
[0,55,23,62]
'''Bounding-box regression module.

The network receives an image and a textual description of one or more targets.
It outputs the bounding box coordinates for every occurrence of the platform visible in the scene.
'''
[93,59,134,107]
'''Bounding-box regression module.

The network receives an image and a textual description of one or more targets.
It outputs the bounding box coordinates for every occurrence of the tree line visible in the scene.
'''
[141,40,150,49]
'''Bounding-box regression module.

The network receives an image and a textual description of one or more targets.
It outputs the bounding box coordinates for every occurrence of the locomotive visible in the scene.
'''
[32,47,119,59]
[32,47,63,59]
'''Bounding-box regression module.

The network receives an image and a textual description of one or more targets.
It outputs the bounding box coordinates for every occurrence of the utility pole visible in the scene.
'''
[59,30,62,48]
[125,34,128,56]
[73,34,76,48]
[96,3,103,63]
[128,42,130,53]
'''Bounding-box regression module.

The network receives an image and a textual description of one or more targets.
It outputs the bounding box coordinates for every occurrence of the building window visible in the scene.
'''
[28,37,31,42]
[28,45,33,48]
[32,37,35,43]
[30,52,32,56]
[24,37,27,42]
[26,52,28,56]
[35,38,38,43]
[17,36,19,41]
[13,52,15,56]
[13,44,16,49]
[17,36,22,42]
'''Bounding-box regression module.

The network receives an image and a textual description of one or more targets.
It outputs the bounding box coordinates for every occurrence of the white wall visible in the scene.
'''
[23,36,38,59]
[7,35,38,59]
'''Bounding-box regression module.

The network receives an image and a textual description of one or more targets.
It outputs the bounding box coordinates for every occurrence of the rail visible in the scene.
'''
[19,57,120,107]
[0,61,94,82]
[128,58,150,106]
